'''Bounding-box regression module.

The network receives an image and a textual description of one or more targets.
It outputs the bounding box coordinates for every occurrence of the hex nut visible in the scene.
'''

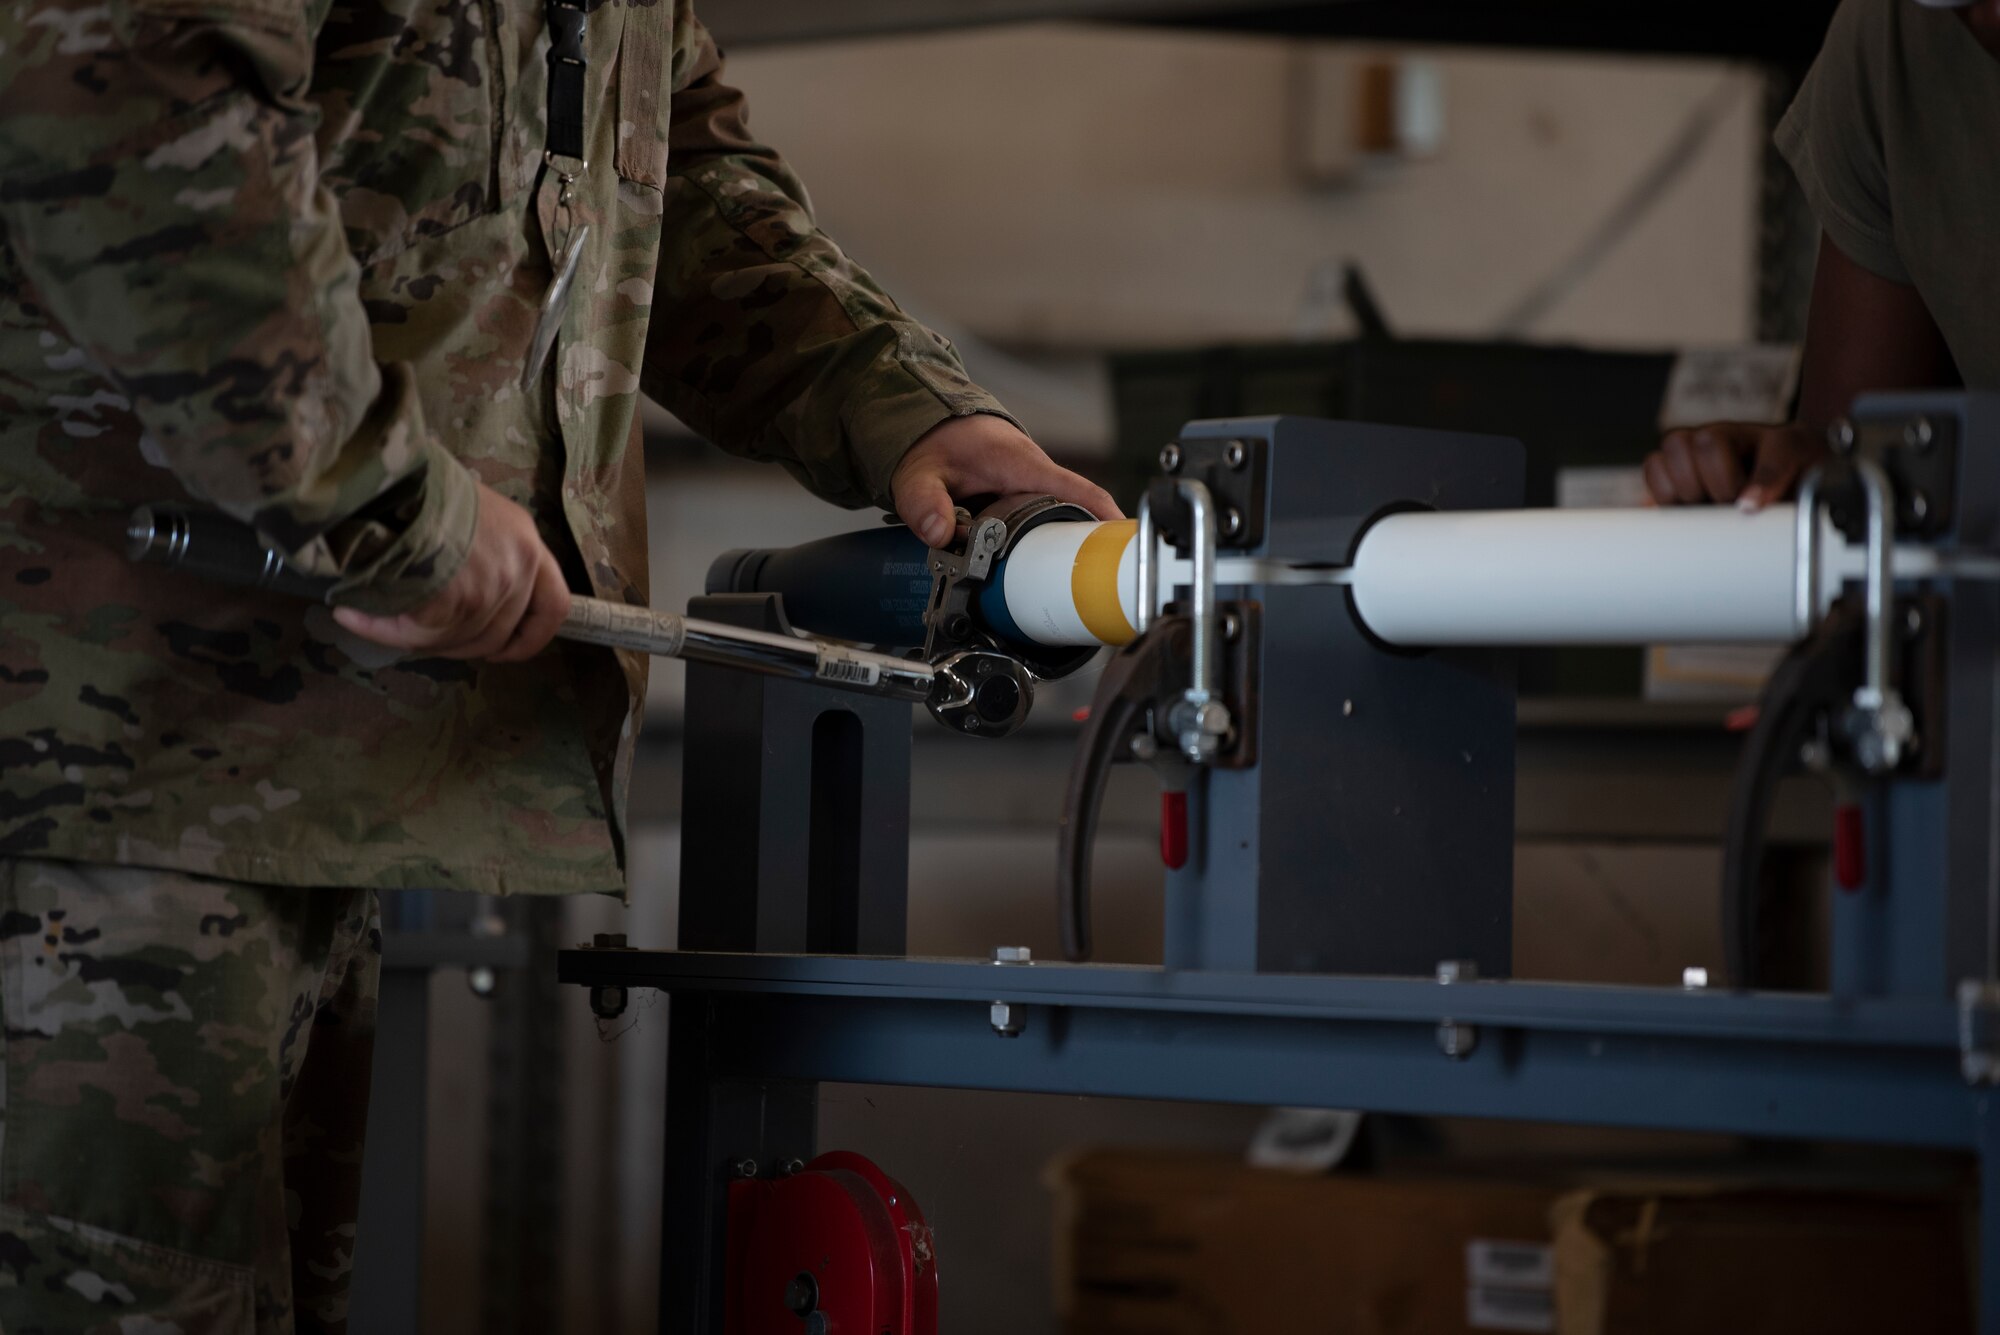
[990,1001,1024,1037]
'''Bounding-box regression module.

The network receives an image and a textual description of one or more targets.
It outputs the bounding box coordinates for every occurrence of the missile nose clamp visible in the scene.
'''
[918,494,1099,685]
[904,492,1101,740]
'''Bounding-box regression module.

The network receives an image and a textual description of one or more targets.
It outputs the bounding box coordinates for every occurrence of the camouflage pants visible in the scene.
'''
[0,858,380,1335]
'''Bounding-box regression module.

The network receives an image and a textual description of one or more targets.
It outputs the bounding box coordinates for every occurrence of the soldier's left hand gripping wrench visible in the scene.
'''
[125,506,1036,737]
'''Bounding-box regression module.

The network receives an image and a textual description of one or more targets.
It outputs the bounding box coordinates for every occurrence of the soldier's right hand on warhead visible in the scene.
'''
[1642,422,1827,513]
[333,482,572,662]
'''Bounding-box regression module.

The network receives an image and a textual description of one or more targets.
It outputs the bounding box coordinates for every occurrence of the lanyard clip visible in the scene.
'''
[544,0,590,165]
[547,0,587,68]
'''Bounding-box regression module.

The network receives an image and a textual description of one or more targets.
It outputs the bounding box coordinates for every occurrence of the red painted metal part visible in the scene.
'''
[726,1152,938,1335]
[1834,802,1866,892]
[1160,790,1189,870]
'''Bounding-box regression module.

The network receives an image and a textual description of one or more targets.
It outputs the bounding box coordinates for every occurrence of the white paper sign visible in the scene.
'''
[1658,344,1802,430]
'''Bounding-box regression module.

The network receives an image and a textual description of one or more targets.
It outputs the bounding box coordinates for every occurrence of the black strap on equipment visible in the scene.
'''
[544,0,589,165]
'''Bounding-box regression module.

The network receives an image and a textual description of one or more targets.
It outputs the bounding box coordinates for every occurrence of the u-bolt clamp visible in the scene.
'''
[1800,459,1920,771]
[1797,458,1912,775]
[1846,458,1914,774]
[1137,479,1231,764]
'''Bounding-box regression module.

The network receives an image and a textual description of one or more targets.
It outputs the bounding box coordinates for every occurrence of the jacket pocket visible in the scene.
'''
[613,0,672,189]
[0,1206,257,1332]
[313,0,511,267]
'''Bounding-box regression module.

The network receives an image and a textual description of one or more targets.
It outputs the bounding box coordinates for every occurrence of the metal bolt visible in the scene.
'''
[778,1158,807,1178]
[1436,1021,1479,1059]
[1682,966,1710,990]
[1908,491,1930,523]
[944,613,974,641]
[1828,419,1857,454]
[1223,440,1247,470]
[785,1272,819,1316]
[468,966,497,998]
[732,1158,759,1179]
[1129,733,1159,761]
[1222,611,1241,642]
[1436,959,1478,984]
[1159,443,1183,474]
[1906,605,1925,636]
[1905,416,1935,451]
[588,984,628,1019]
[1220,508,1244,539]
[990,1001,1024,1037]
[1342,699,1355,717]
[592,932,629,949]
[992,945,1033,965]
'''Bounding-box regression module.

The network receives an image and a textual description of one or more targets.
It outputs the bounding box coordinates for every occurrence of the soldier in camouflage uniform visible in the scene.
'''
[0,0,1116,1328]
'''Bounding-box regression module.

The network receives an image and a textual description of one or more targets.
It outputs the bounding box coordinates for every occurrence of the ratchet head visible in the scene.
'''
[925,649,1036,739]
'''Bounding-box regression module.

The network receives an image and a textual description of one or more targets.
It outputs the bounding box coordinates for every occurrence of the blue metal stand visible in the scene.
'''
[560,949,1999,1332]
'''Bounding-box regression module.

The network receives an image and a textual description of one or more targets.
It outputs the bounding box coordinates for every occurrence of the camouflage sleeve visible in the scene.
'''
[0,0,478,615]
[642,4,1018,510]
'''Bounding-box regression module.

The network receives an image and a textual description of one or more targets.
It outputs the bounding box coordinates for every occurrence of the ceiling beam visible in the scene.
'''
[698,0,1835,65]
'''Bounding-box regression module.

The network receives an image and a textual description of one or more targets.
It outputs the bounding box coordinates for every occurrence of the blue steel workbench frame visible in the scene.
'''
[556,947,2000,1331]
[568,399,2000,1329]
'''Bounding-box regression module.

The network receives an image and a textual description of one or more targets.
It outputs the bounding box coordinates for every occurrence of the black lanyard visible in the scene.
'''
[544,0,589,168]
[524,0,592,389]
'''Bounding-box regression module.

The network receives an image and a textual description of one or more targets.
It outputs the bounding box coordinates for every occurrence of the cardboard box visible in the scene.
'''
[1551,1182,1970,1335]
[1052,1151,1969,1334]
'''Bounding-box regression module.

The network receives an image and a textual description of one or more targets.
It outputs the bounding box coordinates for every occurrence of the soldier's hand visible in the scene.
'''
[333,482,572,662]
[891,414,1121,547]
[1642,422,1826,512]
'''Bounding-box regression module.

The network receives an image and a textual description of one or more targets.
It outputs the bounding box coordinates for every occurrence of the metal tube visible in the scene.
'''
[676,618,933,701]
[1135,498,1157,635]
[1179,480,1219,706]
[1854,458,1896,709]
[1794,469,1824,634]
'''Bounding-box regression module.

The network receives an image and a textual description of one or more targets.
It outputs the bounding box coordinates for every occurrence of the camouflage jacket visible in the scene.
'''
[0,0,1006,894]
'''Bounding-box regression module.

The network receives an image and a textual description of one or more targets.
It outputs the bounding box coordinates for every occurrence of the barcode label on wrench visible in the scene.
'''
[816,651,883,687]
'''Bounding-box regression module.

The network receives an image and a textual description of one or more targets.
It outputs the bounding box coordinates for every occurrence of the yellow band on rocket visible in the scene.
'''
[990,519,1142,647]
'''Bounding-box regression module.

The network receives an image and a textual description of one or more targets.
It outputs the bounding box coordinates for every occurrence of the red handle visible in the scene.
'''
[1834,803,1865,892]
[1160,790,1188,870]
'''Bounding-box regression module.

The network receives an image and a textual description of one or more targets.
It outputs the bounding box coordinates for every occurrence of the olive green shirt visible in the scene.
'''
[1777,0,2000,387]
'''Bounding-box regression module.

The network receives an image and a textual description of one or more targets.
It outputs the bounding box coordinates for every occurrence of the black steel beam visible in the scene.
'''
[699,0,1838,64]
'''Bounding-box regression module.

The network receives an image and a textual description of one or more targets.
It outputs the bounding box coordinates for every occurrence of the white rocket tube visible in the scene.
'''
[993,518,1140,647]
[1348,507,1807,646]
[988,504,1980,651]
